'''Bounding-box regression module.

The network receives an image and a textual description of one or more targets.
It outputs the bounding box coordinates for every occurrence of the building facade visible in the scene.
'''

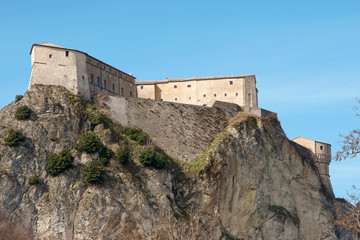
[292,136,334,197]
[28,43,136,100]
[136,74,258,107]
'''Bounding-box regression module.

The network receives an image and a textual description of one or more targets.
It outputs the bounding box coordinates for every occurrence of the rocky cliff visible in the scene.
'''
[0,85,351,239]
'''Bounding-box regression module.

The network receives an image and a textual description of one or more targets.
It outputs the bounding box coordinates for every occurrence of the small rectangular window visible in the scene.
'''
[130,91,132,97]
[49,54,52,58]
[235,93,238,96]
[230,81,233,85]
[65,51,69,57]
[187,84,191,88]
[97,76,100,85]
[104,79,107,89]
[189,97,191,100]
[174,85,177,88]
[175,98,177,101]
[224,93,227,97]
[320,146,323,150]
[141,86,144,89]
[112,83,115,91]
[214,94,216,97]
[82,76,85,80]
[90,74,93,83]
[203,94,206,97]
[121,87,124,95]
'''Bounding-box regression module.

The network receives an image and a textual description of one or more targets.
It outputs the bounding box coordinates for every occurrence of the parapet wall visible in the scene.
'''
[95,95,242,162]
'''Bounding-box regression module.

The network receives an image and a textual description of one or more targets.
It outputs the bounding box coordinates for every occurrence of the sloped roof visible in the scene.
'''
[136,74,255,85]
[292,136,331,146]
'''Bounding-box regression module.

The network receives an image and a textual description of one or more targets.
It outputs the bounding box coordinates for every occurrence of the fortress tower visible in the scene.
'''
[292,136,334,198]
[28,43,136,100]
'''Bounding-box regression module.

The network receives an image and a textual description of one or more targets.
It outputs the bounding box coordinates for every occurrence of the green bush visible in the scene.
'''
[15,95,23,102]
[75,131,104,153]
[139,149,166,169]
[28,175,40,185]
[83,161,104,184]
[4,129,25,147]
[15,106,32,120]
[123,127,148,145]
[115,146,130,164]
[45,149,73,176]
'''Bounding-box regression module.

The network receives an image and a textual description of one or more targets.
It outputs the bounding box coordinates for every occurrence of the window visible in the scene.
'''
[189,97,191,100]
[97,63,99,67]
[203,94,206,97]
[49,54,52,58]
[121,87,124,95]
[112,83,115,91]
[187,84,191,88]
[235,93,238,96]
[230,81,233,85]
[65,51,69,57]
[90,74,93,84]
[97,76,100,86]
[175,98,177,101]
[104,79,107,89]
[174,85,177,89]
[214,94,216,97]
[224,93,227,97]
[141,86,144,89]
[130,91,132,97]
[109,68,111,72]
[320,146,323,150]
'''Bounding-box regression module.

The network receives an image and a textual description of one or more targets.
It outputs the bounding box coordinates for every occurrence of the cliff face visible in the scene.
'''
[0,85,350,239]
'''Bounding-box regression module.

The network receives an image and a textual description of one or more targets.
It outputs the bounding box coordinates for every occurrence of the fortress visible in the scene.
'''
[27,42,333,196]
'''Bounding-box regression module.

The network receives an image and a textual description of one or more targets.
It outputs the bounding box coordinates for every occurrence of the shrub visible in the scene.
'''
[139,149,166,169]
[15,95,23,102]
[83,161,104,184]
[15,106,31,120]
[4,129,25,148]
[123,127,148,145]
[28,175,40,185]
[116,146,130,164]
[45,149,73,176]
[75,131,104,153]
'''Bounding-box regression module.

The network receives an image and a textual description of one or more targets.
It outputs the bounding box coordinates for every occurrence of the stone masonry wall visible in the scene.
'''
[95,95,242,162]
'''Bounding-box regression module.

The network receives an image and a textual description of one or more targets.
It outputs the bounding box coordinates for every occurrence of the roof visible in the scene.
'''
[136,74,255,85]
[30,43,135,79]
[292,136,331,146]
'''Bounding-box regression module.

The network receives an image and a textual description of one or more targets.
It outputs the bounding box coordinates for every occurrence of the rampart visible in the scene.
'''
[95,94,242,162]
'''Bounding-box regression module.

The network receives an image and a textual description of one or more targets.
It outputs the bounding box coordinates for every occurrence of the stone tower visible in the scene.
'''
[292,136,334,198]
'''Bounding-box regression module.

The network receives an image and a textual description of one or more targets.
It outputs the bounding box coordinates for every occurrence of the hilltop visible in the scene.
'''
[0,85,355,239]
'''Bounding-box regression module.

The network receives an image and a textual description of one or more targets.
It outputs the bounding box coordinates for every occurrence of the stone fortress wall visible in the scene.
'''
[27,42,333,196]
[28,43,136,101]
[136,74,258,108]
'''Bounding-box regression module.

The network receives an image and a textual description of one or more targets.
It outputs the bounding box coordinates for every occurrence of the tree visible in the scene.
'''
[333,98,360,235]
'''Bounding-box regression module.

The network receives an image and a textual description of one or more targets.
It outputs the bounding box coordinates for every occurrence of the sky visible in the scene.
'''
[0,0,359,198]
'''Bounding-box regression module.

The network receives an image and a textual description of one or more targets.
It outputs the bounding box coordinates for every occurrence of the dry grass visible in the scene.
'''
[0,206,34,240]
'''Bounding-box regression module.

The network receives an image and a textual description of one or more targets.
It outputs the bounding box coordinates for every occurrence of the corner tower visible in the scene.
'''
[292,136,334,198]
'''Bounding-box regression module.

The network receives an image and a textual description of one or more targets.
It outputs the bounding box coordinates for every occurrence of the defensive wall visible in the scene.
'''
[136,74,258,107]
[95,94,242,162]
[28,43,136,100]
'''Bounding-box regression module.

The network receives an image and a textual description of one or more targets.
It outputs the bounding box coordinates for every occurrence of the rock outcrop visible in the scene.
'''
[0,85,354,239]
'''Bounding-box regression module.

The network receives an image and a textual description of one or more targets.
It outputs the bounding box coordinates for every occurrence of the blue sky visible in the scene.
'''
[0,0,359,198]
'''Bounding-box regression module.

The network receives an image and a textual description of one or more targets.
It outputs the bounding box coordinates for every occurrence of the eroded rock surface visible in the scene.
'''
[0,85,355,239]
